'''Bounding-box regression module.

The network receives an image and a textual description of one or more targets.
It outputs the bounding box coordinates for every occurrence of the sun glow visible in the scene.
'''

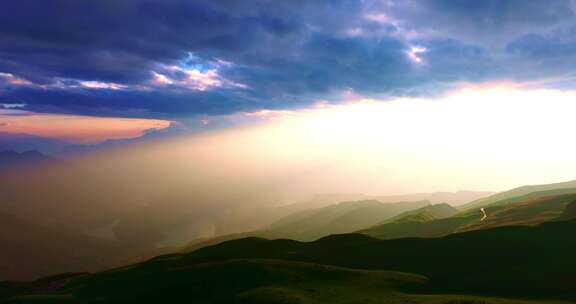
[293,86,576,151]
[42,85,576,198]
[220,85,576,192]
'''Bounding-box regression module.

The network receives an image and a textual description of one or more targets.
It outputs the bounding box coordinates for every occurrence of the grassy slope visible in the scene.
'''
[456,194,574,232]
[181,199,430,252]
[4,193,576,303]
[361,193,576,239]
[461,180,576,210]
[382,203,459,224]
[176,220,576,300]
[185,193,573,252]
[359,212,479,239]
[260,200,430,241]
[2,259,569,304]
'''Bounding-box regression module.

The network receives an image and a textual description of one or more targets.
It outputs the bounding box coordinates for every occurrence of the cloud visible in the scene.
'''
[0,110,170,144]
[1,0,576,118]
[381,0,576,47]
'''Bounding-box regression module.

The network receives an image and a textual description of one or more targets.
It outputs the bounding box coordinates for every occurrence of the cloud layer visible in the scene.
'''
[2,0,576,118]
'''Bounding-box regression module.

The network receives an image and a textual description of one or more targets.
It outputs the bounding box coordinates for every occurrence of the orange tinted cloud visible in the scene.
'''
[0,111,170,144]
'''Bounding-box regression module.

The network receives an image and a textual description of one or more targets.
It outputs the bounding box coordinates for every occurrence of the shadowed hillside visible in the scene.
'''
[2,221,574,303]
[178,220,576,300]
[5,259,558,304]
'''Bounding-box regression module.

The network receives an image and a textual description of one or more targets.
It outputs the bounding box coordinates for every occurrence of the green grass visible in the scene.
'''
[361,193,576,240]
[3,209,576,303]
[259,200,430,241]
[3,260,570,304]
[176,220,576,300]
[359,212,480,239]
[461,183,576,211]
[384,203,459,224]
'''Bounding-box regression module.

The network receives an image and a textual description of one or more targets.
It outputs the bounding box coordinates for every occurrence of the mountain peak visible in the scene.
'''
[0,149,60,173]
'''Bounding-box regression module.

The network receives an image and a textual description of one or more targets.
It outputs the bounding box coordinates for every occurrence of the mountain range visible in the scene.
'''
[2,214,574,303]
[0,150,62,173]
[461,179,576,210]
[2,178,576,303]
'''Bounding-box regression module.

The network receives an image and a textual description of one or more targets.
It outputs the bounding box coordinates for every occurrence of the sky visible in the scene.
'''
[2,0,576,191]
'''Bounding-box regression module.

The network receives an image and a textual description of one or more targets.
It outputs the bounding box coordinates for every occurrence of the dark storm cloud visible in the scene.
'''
[383,0,576,46]
[1,0,575,117]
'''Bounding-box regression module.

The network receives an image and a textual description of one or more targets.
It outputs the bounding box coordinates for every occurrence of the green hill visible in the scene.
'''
[184,193,573,252]
[456,193,575,232]
[257,199,429,241]
[179,219,576,300]
[181,200,430,252]
[383,203,458,224]
[361,193,576,239]
[461,179,576,210]
[4,260,555,304]
[3,221,575,303]
[359,212,479,239]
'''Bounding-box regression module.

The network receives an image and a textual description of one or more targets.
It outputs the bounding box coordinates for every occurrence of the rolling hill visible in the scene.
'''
[382,203,458,224]
[456,193,576,232]
[3,220,575,303]
[179,219,576,300]
[360,193,576,239]
[370,190,494,206]
[296,191,493,207]
[258,199,430,241]
[184,190,574,251]
[359,211,480,239]
[461,179,576,210]
[181,199,430,252]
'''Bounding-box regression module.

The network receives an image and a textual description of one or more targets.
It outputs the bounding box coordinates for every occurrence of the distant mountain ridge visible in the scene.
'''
[0,150,61,173]
[182,182,576,251]
[370,190,494,206]
[3,176,575,284]
[303,191,494,207]
[461,179,576,210]
[382,203,458,224]
[260,199,430,241]
[361,192,576,239]
[181,199,430,252]
[7,219,574,303]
